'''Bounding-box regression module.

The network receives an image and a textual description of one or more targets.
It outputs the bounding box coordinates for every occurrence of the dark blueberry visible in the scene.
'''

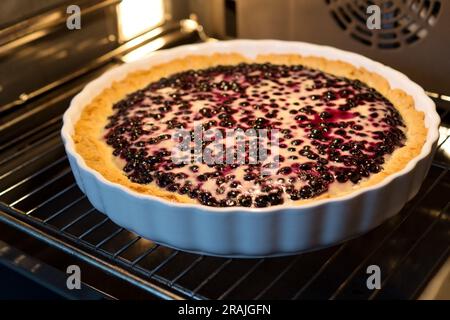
[134,141,146,147]
[200,108,213,117]
[175,172,188,179]
[129,174,153,184]
[220,199,237,207]
[320,111,332,119]
[309,179,324,192]
[215,177,226,186]
[307,152,318,160]
[188,188,200,199]
[227,190,241,198]
[230,181,240,188]
[349,172,361,183]
[324,91,337,101]
[244,174,256,181]
[254,195,270,207]
[156,173,174,187]
[239,195,253,207]
[290,191,300,201]
[309,128,323,140]
[167,183,180,192]
[178,186,190,194]
[278,167,292,175]
[295,115,308,121]
[198,191,216,206]
[369,164,381,173]
[299,186,312,198]
[300,163,311,170]
[254,117,269,129]
[335,172,348,183]
[268,192,284,205]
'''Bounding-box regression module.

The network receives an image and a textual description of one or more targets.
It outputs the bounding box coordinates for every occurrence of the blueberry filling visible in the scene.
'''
[104,63,406,207]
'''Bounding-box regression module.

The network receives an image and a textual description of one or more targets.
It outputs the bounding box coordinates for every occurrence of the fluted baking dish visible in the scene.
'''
[61,40,440,257]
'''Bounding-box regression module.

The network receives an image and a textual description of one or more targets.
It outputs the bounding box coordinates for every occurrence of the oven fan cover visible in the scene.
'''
[325,0,441,49]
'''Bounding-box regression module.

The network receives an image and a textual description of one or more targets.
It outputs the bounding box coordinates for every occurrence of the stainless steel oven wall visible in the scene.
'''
[0,0,68,27]
[165,0,227,38]
[236,0,450,94]
[0,0,119,107]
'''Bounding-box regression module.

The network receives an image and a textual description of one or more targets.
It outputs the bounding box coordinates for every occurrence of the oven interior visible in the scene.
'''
[0,0,449,299]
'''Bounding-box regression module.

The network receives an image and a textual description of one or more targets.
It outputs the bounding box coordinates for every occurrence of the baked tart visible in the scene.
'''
[73,53,427,208]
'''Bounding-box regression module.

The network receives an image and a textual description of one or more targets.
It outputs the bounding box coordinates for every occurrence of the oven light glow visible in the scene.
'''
[121,38,166,62]
[117,0,164,41]
[441,137,450,162]
[438,126,449,145]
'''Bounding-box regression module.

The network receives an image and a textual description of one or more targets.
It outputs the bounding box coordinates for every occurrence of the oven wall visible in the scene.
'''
[236,0,450,94]
[169,0,450,94]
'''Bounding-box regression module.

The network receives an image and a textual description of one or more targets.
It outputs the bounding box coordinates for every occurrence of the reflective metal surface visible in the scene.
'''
[0,239,108,299]
[235,0,450,94]
[0,0,448,299]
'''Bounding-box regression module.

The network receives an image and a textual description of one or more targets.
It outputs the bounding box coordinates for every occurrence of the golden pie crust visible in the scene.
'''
[73,53,427,205]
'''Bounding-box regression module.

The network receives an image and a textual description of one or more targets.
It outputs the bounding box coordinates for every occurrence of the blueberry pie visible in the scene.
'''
[73,54,427,208]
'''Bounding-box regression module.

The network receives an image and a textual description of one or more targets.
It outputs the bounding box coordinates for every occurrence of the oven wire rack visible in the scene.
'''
[0,31,449,300]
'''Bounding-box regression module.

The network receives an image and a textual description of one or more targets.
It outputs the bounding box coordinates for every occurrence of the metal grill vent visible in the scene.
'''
[325,0,441,49]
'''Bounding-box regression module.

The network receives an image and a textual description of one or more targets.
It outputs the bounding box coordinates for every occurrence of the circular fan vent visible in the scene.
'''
[325,0,441,49]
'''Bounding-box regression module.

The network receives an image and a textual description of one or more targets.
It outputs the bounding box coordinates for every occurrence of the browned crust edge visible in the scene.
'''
[73,53,427,205]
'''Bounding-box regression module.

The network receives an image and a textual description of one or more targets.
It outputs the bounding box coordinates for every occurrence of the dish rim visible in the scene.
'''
[61,39,440,214]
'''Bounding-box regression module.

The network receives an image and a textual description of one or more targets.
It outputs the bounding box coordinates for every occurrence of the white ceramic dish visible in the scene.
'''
[61,40,440,257]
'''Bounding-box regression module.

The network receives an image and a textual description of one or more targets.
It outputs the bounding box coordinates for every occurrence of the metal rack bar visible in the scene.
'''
[0,0,120,50]
[169,255,205,286]
[254,255,302,299]
[0,20,198,113]
[0,115,62,153]
[26,183,79,216]
[369,201,450,300]
[329,169,449,299]
[292,244,347,299]
[42,193,85,223]
[112,236,141,258]
[131,245,159,266]
[0,145,64,182]
[0,84,83,131]
[8,170,73,207]
[0,130,61,166]
[78,217,110,240]
[411,244,450,299]
[95,228,124,249]
[218,259,265,300]
[191,259,233,298]
[60,207,96,232]
[149,251,180,277]
[0,208,185,300]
